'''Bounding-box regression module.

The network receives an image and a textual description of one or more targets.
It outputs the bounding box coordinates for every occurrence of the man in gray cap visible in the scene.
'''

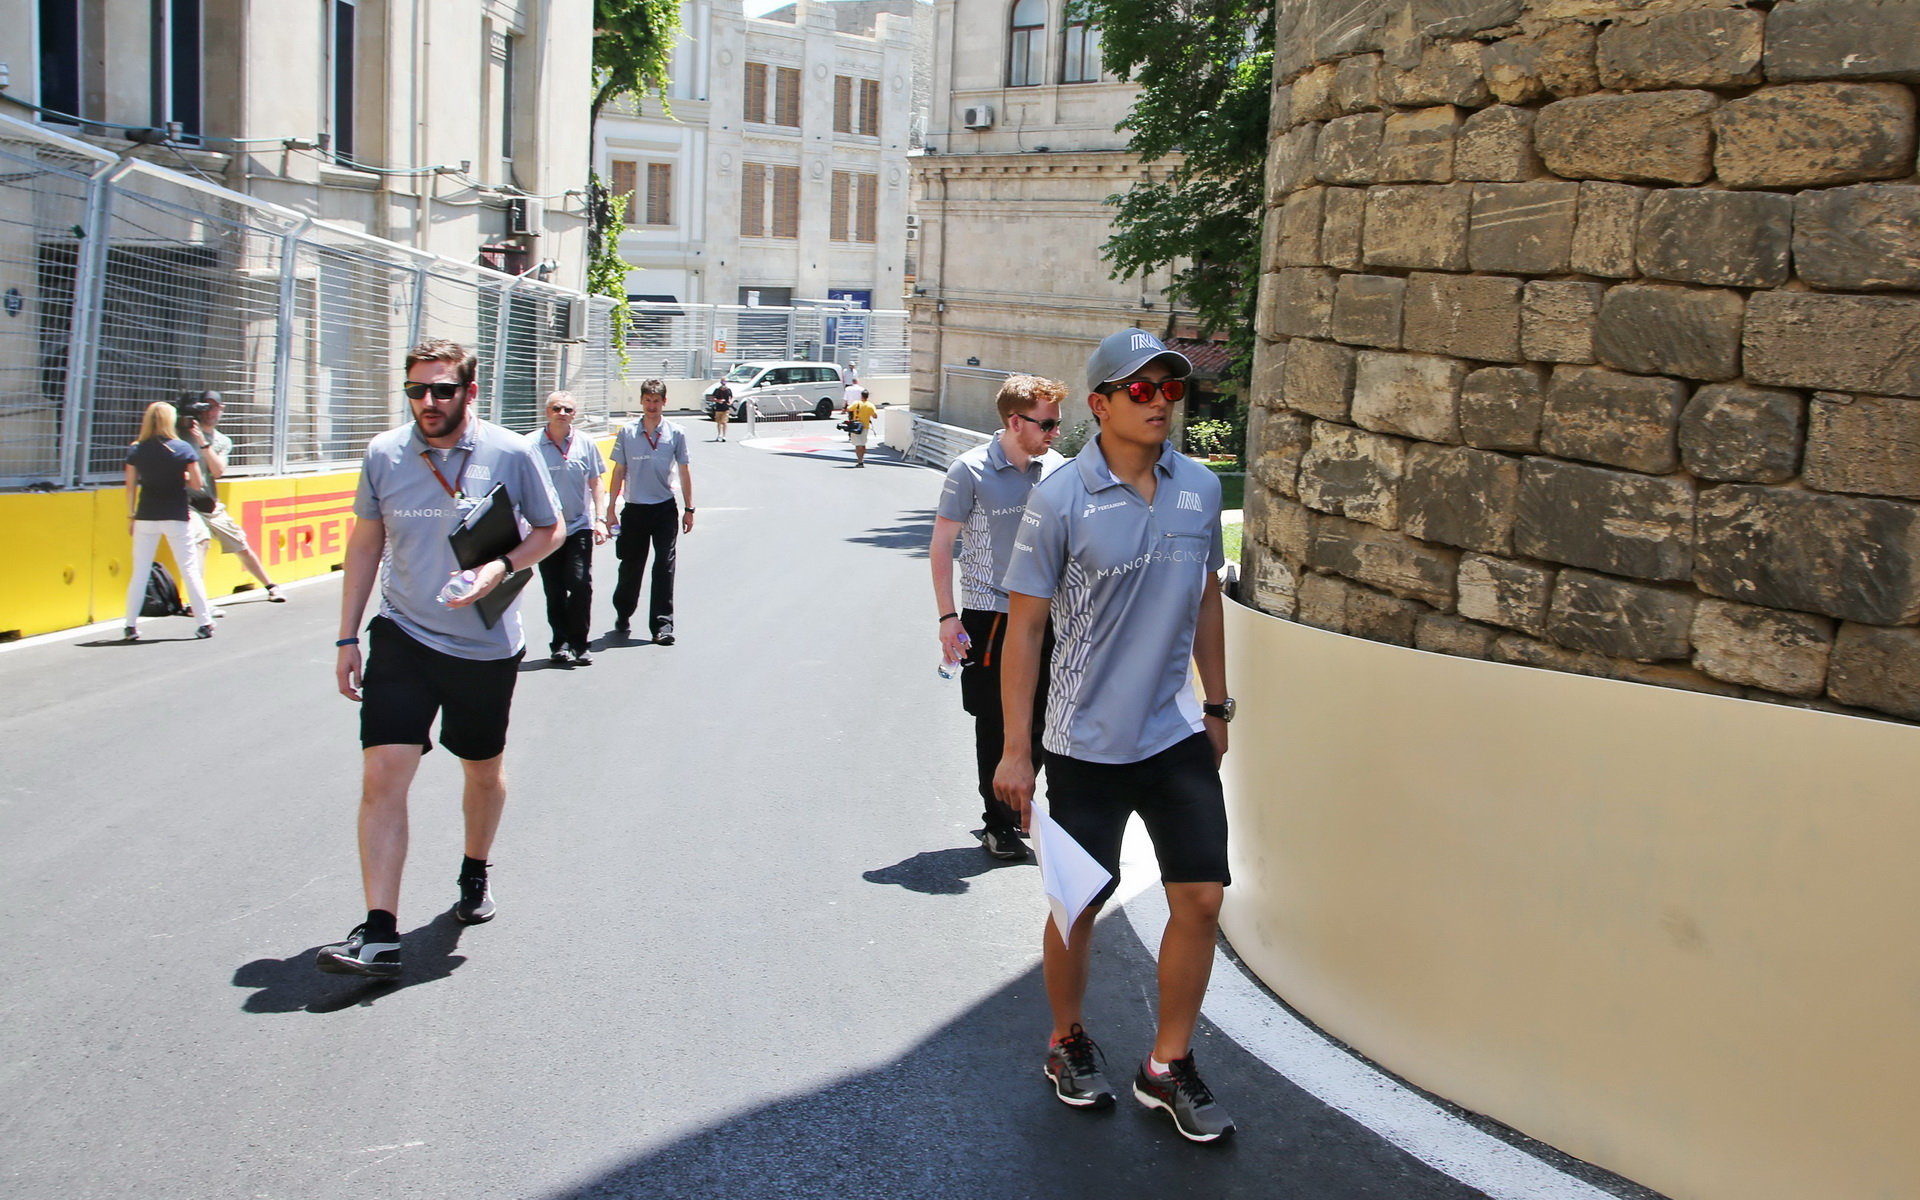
[995,327,1238,1143]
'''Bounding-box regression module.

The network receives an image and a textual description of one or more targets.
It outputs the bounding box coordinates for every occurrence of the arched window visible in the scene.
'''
[1062,17,1102,83]
[1008,0,1046,87]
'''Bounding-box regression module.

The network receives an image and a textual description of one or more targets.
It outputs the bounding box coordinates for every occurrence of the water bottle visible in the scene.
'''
[937,631,971,680]
[437,569,479,606]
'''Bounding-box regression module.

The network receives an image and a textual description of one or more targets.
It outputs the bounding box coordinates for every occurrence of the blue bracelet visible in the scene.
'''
[335,637,360,647]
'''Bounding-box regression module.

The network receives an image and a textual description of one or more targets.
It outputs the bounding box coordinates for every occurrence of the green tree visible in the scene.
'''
[588,0,680,369]
[1090,0,1274,375]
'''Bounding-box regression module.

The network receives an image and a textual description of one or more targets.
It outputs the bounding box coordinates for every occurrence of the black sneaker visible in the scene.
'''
[1134,1053,1236,1142]
[613,620,631,638]
[978,827,1031,861]
[570,646,594,666]
[454,871,496,924]
[654,621,675,646]
[315,923,402,978]
[1044,1024,1115,1109]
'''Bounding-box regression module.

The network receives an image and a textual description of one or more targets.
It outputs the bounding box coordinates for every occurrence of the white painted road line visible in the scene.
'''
[1115,821,1618,1200]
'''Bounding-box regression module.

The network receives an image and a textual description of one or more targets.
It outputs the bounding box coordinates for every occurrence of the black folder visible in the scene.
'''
[447,483,534,629]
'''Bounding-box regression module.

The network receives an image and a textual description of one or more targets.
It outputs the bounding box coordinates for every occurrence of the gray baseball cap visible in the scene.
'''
[1086,328,1192,394]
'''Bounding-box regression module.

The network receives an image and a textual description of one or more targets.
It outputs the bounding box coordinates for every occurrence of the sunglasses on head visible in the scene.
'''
[1011,412,1061,433]
[403,381,465,401]
[1106,378,1187,404]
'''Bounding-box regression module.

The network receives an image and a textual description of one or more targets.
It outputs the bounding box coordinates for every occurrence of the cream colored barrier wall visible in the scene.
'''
[1220,597,1920,1200]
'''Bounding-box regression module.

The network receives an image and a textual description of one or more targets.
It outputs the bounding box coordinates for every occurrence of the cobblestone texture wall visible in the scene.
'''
[1247,0,1920,720]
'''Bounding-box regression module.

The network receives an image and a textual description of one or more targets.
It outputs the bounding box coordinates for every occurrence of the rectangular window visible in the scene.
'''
[831,171,878,243]
[745,62,801,127]
[645,162,673,226]
[740,163,766,236]
[770,163,799,236]
[37,0,83,123]
[500,32,517,166]
[1009,27,1044,86]
[328,0,356,160]
[1063,22,1103,83]
[150,0,204,139]
[610,159,639,224]
[773,66,801,127]
[833,75,853,134]
[858,78,880,135]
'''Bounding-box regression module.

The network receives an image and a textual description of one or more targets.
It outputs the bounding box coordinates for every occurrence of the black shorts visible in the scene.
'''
[1045,732,1229,904]
[359,615,523,760]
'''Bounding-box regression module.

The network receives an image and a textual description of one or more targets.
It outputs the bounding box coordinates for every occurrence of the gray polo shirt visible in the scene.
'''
[611,418,689,504]
[527,427,607,535]
[1003,435,1224,764]
[353,417,561,660]
[937,433,1066,613]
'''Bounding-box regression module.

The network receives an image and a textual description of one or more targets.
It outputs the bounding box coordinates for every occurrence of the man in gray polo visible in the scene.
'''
[527,390,608,666]
[605,379,695,645]
[930,373,1068,861]
[995,328,1238,1142]
[320,338,562,979]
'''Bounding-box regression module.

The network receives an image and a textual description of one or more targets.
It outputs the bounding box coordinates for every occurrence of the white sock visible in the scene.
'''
[1148,1055,1172,1076]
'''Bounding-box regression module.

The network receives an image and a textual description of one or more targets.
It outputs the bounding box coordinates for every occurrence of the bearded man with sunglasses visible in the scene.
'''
[996,328,1237,1142]
[320,339,563,979]
[930,373,1069,861]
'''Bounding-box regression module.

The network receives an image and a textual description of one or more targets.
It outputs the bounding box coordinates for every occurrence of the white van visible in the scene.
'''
[703,361,845,421]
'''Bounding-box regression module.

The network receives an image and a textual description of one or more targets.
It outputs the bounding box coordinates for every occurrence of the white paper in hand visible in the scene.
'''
[1030,796,1114,944]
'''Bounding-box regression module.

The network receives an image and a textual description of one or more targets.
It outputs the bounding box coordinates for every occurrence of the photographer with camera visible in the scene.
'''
[844,387,878,468]
[180,392,286,605]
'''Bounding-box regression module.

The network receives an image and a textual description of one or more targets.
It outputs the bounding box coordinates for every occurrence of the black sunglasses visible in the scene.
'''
[403,381,465,401]
[548,406,576,415]
[1107,378,1187,404]
[1011,412,1062,433]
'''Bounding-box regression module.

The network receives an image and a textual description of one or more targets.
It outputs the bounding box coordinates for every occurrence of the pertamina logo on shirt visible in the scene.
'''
[1080,498,1128,519]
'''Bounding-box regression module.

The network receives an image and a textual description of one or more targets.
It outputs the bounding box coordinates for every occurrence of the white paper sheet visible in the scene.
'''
[1030,796,1114,943]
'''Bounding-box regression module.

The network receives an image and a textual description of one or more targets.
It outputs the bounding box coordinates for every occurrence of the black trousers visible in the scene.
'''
[612,500,678,632]
[537,528,595,652]
[960,607,1053,835]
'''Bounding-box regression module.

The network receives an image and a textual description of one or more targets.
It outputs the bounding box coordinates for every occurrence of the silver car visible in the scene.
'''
[703,361,845,421]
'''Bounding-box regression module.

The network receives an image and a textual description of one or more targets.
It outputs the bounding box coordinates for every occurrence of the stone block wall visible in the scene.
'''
[1249,0,1920,721]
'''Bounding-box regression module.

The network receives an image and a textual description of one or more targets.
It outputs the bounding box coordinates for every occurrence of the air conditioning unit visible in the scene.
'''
[508,197,544,236]
[905,214,921,229]
[961,104,994,130]
[905,227,919,241]
[559,296,590,342]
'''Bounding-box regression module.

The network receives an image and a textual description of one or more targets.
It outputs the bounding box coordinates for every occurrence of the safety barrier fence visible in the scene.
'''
[0,112,618,491]
[623,301,910,386]
[898,412,990,470]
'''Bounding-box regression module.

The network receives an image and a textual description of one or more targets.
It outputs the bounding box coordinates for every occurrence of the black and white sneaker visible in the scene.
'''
[1134,1053,1236,1142]
[1044,1024,1116,1109]
[315,924,402,979]
[978,827,1030,861]
[454,871,496,924]
[653,621,675,646]
[570,646,594,666]
[550,649,571,666]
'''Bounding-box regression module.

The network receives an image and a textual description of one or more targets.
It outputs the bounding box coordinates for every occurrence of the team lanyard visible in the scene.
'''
[641,420,664,451]
[546,429,574,459]
[421,447,472,501]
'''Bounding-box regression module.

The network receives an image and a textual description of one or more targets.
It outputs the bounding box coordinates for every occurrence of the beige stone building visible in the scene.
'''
[6,0,594,284]
[597,0,921,309]
[907,0,1182,427]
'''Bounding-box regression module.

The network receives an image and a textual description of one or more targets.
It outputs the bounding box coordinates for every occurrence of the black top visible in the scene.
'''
[126,437,199,521]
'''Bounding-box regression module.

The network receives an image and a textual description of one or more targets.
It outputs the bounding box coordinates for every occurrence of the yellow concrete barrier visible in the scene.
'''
[2,436,617,640]
[1220,596,1920,1200]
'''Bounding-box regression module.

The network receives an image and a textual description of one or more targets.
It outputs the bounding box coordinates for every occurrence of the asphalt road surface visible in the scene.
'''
[0,419,1660,1199]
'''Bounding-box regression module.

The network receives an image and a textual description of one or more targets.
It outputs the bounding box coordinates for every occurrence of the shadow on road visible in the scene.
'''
[847,509,935,558]
[232,911,469,1014]
[534,921,1503,1200]
[861,844,1026,895]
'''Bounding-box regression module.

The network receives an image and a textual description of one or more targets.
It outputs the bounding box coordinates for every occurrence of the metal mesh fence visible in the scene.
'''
[0,112,618,489]
[625,299,911,384]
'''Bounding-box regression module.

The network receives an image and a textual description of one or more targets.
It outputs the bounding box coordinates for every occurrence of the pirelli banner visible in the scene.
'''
[0,469,359,640]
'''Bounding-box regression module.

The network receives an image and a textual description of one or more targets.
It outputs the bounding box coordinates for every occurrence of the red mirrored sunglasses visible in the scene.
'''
[1108,378,1187,404]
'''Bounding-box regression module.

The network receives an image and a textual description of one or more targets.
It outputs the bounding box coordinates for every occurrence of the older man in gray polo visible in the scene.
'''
[319,338,562,979]
[995,327,1237,1142]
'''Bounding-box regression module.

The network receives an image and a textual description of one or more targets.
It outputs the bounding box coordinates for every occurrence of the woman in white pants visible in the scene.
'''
[123,400,216,641]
